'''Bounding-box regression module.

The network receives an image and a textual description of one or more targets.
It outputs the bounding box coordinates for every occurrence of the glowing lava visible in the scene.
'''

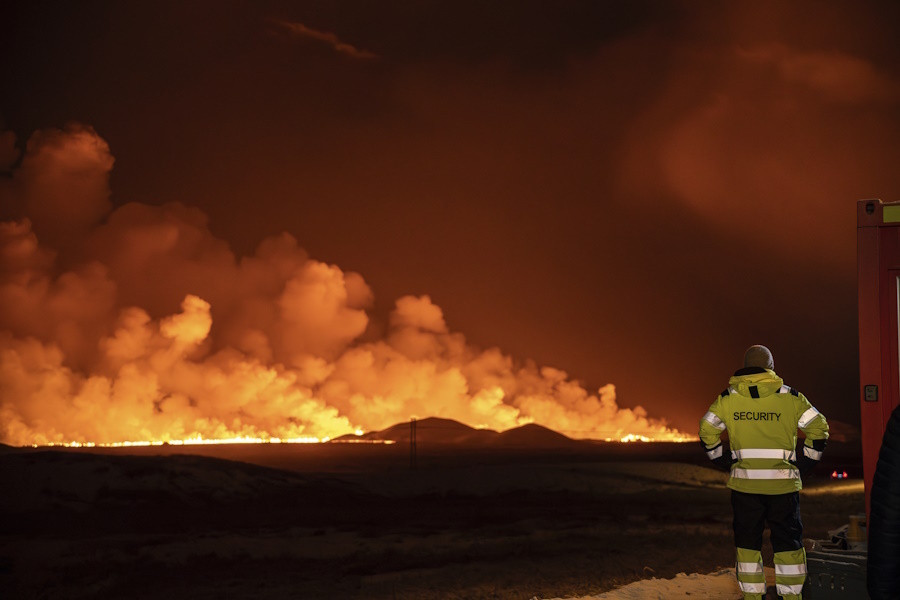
[30,428,694,448]
[33,435,398,448]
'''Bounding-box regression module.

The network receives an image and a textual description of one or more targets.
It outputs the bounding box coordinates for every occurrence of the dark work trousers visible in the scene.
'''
[732,490,803,552]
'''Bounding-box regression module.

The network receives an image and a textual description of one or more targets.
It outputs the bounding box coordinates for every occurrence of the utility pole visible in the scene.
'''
[409,417,417,470]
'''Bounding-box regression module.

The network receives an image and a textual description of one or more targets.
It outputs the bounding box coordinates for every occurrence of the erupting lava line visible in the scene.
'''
[30,432,695,448]
[32,434,398,448]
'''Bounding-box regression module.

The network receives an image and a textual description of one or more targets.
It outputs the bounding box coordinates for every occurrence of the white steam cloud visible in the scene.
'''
[0,124,685,445]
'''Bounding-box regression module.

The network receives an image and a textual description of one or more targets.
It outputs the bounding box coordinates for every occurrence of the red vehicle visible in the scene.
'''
[857,199,900,598]
[806,200,900,598]
[857,198,900,518]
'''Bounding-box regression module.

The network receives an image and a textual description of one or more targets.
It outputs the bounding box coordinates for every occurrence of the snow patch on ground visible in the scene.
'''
[542,567,775,599]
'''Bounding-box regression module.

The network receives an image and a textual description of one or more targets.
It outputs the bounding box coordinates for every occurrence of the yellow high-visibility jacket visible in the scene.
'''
[699,368,829,494]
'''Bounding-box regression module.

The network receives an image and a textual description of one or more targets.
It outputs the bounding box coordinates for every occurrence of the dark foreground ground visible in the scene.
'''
[0,442,864,599]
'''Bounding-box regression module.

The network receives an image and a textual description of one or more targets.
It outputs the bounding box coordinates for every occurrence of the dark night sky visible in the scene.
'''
[3,0,900,434]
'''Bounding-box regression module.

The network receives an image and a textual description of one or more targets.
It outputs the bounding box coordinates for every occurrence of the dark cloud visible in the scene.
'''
[0,131,18,172]
[271,19,377,60]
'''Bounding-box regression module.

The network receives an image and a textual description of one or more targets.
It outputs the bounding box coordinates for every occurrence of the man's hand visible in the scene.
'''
[794,439,827,477]
[712,453,735,472]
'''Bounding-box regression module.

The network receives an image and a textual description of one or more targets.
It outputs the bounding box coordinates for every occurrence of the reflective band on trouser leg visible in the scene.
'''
[774,548,806,599]
[736,547,765,599]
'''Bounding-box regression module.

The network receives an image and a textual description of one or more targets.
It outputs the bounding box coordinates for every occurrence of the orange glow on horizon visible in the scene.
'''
[26,426,696,448]
[31,435,400,448]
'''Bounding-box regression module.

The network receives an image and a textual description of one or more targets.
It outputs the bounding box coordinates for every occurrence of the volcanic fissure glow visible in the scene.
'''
[1,125,691,447]
[34,435,400,448]
[33,434,689,447]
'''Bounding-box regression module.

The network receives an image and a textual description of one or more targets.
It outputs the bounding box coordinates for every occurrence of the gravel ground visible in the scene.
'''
[0,448,864,599]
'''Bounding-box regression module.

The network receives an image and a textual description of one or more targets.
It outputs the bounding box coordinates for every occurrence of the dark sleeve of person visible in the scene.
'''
[867,405,900,600]
[795,438,827,476]
[699,440,733,471]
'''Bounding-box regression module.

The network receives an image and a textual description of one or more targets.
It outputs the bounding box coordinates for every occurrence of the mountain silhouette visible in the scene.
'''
[332,417,580,448]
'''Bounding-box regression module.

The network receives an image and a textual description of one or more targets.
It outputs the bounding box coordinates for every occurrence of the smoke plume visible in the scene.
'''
[0,125,684,445]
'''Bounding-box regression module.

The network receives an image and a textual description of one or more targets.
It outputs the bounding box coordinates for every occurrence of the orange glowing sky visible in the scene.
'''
[2,1,900,442]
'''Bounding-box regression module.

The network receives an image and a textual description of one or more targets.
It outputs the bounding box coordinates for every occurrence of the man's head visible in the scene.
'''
[744,345,774,370]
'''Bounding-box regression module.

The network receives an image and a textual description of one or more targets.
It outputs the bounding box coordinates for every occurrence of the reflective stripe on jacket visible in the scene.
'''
[699,368,829,494]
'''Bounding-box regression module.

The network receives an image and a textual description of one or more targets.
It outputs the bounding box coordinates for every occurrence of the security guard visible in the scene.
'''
[699,345,829,600]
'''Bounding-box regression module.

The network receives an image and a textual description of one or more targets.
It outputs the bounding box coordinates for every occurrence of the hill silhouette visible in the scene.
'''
[332,417,580,448]
[492,423,579,448]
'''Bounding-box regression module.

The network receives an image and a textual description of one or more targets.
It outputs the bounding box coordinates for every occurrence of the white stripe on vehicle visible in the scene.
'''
[703,411,725,430]
[707,445,723,459]
[775,563,807,575]
[737,561,763,574]
[776,583,805,595]
[731,468,800,480]
[731,448,796,461]
[798,407,821,428]
[803,446,823,460]
[738,581,766,593]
